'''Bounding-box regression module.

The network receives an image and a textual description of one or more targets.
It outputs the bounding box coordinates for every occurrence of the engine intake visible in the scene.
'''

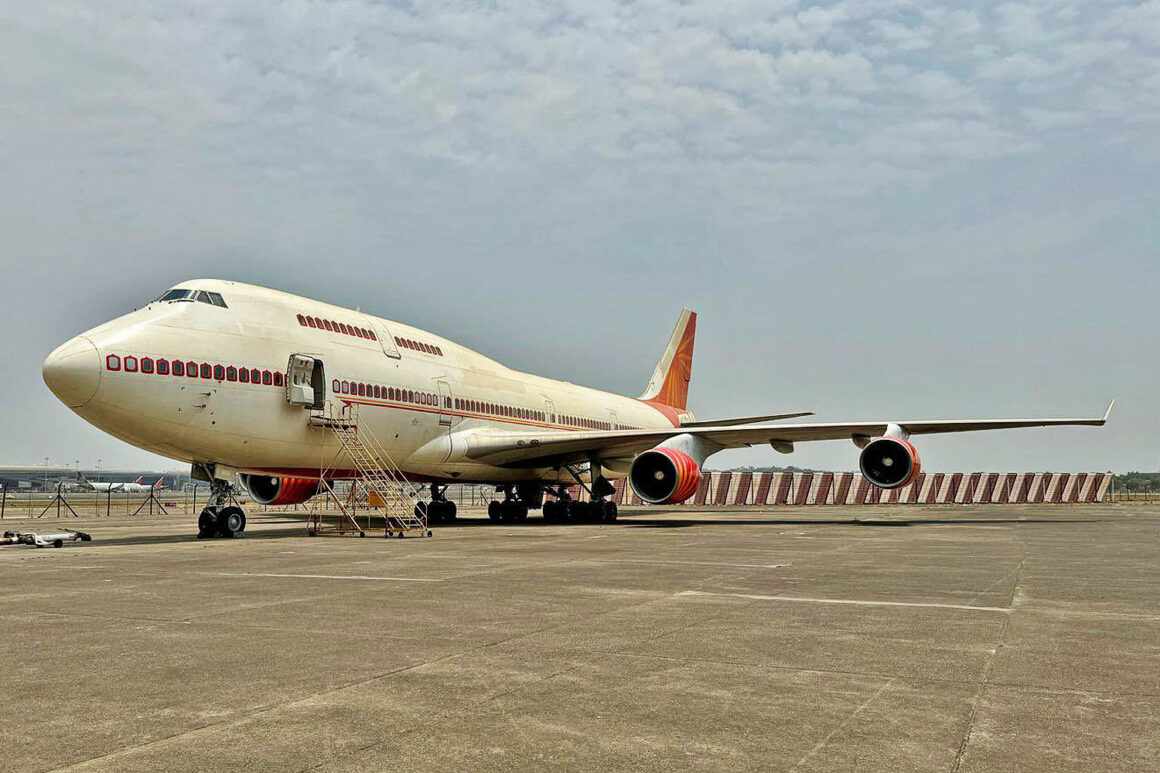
[239,474,322,506]
[858,437,921,489]
[629,448,703,504]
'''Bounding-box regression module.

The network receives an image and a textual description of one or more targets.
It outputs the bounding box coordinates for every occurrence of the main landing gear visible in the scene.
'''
[196,474,247,539]
[488,484,530,523]
[546,494,618,523]
[484,468,619,525]
[556,465,619,523]
[418,483,458,524]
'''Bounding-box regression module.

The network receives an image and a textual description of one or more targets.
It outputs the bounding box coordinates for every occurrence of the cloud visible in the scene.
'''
[3,0,1155,216]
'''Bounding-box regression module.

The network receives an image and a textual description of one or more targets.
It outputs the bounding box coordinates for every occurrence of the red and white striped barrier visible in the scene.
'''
[574,471,1112,506]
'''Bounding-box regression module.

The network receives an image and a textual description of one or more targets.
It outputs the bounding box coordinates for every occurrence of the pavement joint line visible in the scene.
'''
[200,572,444,582]
[951,540,1026,773]
[585,559,792,569]
[481,648,1160,699]
[677,590,1013,613]
[789,677,896,772]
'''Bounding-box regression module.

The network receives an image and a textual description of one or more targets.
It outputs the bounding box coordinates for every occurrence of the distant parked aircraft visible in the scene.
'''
[77,475,161,494]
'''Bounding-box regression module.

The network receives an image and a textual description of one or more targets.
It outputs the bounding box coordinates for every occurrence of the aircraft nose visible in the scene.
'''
[43,336,101,408]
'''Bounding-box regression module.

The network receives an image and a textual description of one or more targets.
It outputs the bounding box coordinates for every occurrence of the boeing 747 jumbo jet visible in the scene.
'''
[42,280,1112,538]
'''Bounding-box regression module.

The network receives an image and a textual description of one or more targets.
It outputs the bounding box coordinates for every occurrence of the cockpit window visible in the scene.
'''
[157,288,228,307]
[158,289,195,302]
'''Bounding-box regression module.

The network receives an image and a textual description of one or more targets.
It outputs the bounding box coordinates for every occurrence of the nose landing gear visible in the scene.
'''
[195,470,247,539]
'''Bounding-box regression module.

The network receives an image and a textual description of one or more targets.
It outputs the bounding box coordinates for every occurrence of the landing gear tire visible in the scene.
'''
[488,501,502,522]
[599,501,618,522]
[197,508,219,539]
[217,506,246,538]
[424,501,458,524]
[542,501,563,522]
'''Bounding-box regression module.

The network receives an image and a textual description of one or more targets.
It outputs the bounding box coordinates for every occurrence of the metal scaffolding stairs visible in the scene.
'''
[309,403,429,538]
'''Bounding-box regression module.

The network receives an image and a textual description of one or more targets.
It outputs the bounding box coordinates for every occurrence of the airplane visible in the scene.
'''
[77,475,161,493]
[42,279,1112,539]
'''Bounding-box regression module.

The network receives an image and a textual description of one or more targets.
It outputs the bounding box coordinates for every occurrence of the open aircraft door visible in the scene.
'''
[286,354,325,410]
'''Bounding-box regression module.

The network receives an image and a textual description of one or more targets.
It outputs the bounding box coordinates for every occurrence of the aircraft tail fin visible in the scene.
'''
[639,309,697,412]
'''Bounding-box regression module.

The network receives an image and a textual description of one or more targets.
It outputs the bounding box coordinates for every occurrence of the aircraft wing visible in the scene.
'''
[679,411,814,427]
[463,402,1113,468]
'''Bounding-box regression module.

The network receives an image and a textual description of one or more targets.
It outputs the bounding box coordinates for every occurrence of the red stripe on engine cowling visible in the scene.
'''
[862,436,922,489]
[268,476,323,505]
[651,447,703,504]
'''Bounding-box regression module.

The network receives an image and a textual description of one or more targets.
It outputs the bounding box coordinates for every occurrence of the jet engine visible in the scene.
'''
[629,447,704,504]
[858,437,922,489]
[239,474,322,506]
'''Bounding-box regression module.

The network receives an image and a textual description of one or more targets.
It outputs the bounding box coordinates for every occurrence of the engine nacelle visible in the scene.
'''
[858,437,922,489]
[239,474,322,506]
[629,447,704,504]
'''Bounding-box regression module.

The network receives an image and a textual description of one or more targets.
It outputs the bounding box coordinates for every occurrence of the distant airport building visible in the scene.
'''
[0,466,186,491]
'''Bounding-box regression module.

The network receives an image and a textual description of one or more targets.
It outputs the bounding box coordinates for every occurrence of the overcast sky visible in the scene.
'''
[2,1,1157,473]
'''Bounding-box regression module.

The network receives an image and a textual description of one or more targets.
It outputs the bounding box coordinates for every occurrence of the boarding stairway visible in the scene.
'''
[308,403,429,538]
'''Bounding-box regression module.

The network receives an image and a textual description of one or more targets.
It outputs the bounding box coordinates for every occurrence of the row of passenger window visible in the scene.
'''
[453,398,543,422]
[337,380,546,424]
[335,377,643,430]
[394,337,443,356]
[105,354,284,387]
[333,379,444,408]
[561,415,612,431]
[297,314,377,341]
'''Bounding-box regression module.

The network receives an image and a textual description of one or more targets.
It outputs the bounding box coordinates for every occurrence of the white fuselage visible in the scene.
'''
[46,280,681,484]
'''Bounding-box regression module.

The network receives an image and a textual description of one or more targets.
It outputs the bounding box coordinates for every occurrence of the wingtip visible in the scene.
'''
[1102,399,1115,423]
